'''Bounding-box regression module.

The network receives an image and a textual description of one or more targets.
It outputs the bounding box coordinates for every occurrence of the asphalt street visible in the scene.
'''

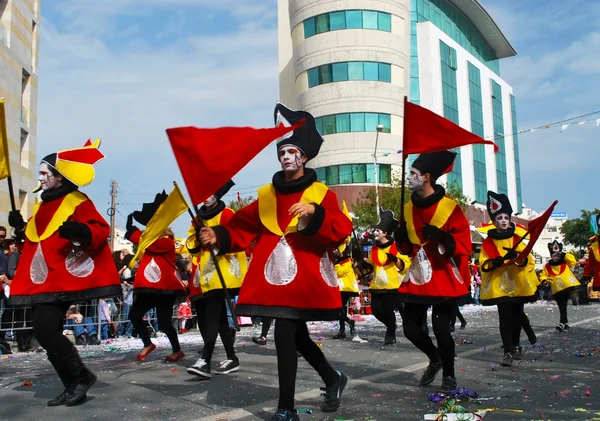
[1,301,600,421]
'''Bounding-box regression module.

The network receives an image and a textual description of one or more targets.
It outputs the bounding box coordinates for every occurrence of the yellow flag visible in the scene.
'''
[0,98,12,180]
[130,183,189,267]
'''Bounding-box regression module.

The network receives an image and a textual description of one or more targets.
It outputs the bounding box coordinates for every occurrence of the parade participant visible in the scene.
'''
[7,139,121,406]
[584,217,600,292]
[479,191,538,367]
[125,193,187,362]
[365,209,410,344]
[395,150,472,393]
[332,241,359,339]
[199,103,352,421]
[540,240,580,331]
[185,180,247,378]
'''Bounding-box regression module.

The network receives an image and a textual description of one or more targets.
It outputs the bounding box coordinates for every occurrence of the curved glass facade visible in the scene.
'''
[315,164,392,185]
[307,61,392,88]
[303,10,391,38]
[315,113,391,135]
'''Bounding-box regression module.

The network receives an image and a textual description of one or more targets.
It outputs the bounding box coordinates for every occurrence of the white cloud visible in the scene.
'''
[38,1,281,235]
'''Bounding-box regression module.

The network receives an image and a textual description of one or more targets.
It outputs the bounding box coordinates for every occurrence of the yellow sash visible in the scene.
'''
[258,182,329,236]
[592,242,600,262]
[25,191,88,242]
[404,196,457,246]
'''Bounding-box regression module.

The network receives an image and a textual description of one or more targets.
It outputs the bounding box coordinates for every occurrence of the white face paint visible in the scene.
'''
[374,228,386,241]
[551,252,561,262]
[204,195,217,208]
[407,168,425,191]
[38,162,61,191]
[494,213,511,231]
[278,145,303,173]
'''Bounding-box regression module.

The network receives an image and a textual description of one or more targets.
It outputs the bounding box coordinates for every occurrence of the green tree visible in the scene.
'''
[228,195,255,212]
[560,208,600,251]
[351,178,470,230]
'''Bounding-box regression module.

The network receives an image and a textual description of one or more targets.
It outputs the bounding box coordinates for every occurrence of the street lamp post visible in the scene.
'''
[373,124,384,212]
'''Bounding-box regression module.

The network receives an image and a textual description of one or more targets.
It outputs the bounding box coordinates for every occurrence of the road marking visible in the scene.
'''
[196,313,600,421]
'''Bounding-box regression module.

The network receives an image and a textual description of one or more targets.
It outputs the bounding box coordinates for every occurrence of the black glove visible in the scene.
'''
[8,210,25,230]
[582,276,591,283]
[125,213,138,241]
[421,224,444,241]
[491,256,504,269]
[386,253,398,263]
[58,221,92,248]
[502,248,518,261]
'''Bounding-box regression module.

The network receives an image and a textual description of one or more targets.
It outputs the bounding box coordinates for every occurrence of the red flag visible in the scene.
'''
[167,122,303,206]
[509,200,559,263]
[403,99,499,155]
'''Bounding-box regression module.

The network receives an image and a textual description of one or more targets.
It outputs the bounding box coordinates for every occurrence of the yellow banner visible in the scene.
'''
[130,183,189,267]
[0,98,12,180]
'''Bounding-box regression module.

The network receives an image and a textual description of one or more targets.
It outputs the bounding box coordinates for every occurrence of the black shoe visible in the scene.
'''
[332,331,346,340]
[501,353,513,367]
[61,348,97,406]
[215,358,240,375]
[513,346,523,360]
[564,323,570,331]
[252,336,267,346]
[419,360,442,386]
[87,334,101,346]
[75,334,87,346]
[349,320,356,336]
[48,388,71,407]
[384,334,396,345]
[438,376,457,393]
[556,323,565,332]
[460,321,467,330]
[186,358,212,378]
[320,371,348,412]
[270,408,299,421]
[0,339,12,354]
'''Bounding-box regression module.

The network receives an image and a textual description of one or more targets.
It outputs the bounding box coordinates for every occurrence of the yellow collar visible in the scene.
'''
[26,191,88,242]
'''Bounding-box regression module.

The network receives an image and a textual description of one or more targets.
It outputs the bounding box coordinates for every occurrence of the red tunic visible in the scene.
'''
[585,241,600,291]
[396,195,472,305]
[214,184,352,320]
[9,192,121,306]
[129,230,186,296]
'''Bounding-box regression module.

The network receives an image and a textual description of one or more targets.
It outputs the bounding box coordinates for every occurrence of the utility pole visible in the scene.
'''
[373,124,384,212]
[109,179,117,251]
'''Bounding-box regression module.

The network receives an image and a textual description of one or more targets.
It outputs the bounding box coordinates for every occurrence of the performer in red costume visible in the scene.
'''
[125,192,187,362]
[584,215,600,291]
[395,150,472,393]
[199,104,353,421]
[8,139,121,407]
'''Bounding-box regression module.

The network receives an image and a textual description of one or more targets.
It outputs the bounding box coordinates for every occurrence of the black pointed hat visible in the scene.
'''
[411,150,457,182]
[375,208,398,235]
[548,240,563,255]
[596,214,600,231]
[486,191,513,221]
[273,103,323,162]
[133,190,168,226]
[213,180,235,201]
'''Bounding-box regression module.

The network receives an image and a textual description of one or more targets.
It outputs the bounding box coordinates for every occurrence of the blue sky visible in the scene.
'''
[37,0,599,236]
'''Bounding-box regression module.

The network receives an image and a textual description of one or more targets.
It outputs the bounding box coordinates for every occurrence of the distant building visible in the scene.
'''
[112,227,133,253]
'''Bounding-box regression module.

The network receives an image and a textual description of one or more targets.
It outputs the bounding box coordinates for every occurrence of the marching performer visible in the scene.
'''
[584,216,600,292]
[125,193,187,362]
[479,191,538,367]
[540,240,580,331]
[199,103,352,421]
[395,150,472,392]
[8,140,121,406]
[186,180,247,378]
[332,241,359,339]
[366,209,410,345]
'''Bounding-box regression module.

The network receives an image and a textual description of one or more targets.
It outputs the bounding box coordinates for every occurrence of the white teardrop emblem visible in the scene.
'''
[319,251,338,287]
[264,236,297,286]
[407,247,433,285]
[30,244,48,284]
[144,258,162,283]
[65,247,95,277]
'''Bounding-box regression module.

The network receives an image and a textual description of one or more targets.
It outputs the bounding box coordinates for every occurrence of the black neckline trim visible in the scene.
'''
[549,253,565,266]
[487,224,515,240]
[375,240,393,249]
[411,185,445,209]
[40,183,78,202]
[198,201,225,220]
[272,168,317,194]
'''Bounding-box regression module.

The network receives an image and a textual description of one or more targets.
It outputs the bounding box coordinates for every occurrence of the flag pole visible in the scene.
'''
[174,181,241,331]
[399,96,409,222]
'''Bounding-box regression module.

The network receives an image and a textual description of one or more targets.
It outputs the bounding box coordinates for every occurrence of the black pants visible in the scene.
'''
[521,311,534,340]
[371,293,397,336]
[338,292,355,332]
[451,306,466,327]
[261,317,273,338]
[275,319,339,411]
[129,293,181,352]
[555,292,569,324]
[497,302,524,353]
[402,303,455,378]
[194,298,236,363]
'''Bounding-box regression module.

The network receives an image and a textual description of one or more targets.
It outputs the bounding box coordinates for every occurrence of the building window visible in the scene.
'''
[468,62,487,203]
[510,94,522,212]
[307,61,392,88]
[303,10,392,38]
[413,0,500,74]
[315,113,392,134]
[440,41,461,189]
[491,80,508,195]
[20,128,29,168]
[315,164,392,185]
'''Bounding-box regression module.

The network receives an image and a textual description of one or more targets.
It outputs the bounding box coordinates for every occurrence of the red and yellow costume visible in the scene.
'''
[540,242,579,296]
[585,237,600,291]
